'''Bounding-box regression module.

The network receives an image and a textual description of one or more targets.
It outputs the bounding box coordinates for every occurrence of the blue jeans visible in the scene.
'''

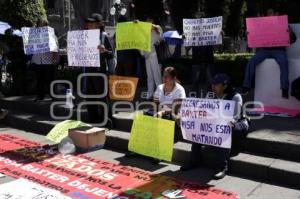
[243,49,289,90]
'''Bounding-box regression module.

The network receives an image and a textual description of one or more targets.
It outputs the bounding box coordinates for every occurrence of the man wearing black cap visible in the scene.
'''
[84,13,114,125]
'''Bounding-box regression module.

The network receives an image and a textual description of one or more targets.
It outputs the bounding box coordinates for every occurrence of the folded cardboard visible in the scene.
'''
[68,127,106,149]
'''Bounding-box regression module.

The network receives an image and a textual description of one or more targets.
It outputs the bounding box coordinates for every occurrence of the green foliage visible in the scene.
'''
[0,0,47,28]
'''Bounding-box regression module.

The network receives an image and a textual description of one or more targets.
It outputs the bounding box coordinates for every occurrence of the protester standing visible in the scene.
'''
[84,14,113,125]
[31,19,59,101]
[141,16,163,100]
[181,74,249,180]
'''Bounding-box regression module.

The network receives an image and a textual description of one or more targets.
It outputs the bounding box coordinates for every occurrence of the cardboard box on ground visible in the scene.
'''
[68,127,106,149]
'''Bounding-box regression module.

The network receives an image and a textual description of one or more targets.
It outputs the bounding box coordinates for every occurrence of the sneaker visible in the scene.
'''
[213,168,227,180]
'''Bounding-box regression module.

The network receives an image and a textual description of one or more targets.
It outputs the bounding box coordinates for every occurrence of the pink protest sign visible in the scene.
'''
[246,15,290,48]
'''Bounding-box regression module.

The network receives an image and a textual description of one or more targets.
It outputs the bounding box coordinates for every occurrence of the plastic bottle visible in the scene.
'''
[65,89,75,109]
[58,137,76,154]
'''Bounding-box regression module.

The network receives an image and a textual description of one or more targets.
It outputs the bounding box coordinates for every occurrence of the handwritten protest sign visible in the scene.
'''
[109,75,139,101]
[0,135,238,199]
[0,179,71,199]
[116,21,152,52]
[246,15,290,48]
[46,120,90,143]
[183,17,223,46]
[67,29,100,67]
[22,27,58,55]
[180,98,235,149]
[128,114,175,161]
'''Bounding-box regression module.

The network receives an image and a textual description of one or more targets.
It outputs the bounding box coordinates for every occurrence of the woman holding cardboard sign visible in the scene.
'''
[153,67,186,142]
[181,74,249,180]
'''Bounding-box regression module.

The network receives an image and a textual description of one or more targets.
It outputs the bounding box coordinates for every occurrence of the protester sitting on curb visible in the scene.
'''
[144,67,186,142]
[181,74,250,180]
[153,67,186,119]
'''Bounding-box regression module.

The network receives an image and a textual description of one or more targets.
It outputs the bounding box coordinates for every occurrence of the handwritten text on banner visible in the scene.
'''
[116,22,152,52]
[180,98,235,149]
[22,27,58,55]
[67,29,100,67]
[183,17,223,46]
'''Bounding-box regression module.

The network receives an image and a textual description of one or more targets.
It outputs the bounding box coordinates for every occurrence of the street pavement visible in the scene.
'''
[0,125,299,199]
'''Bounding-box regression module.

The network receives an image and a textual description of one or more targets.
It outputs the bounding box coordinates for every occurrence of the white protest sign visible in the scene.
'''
[0,178,71,199]
[67,29,100,67]
[22,27,58,55]
[183,17,223,46]
[180,98,235,149]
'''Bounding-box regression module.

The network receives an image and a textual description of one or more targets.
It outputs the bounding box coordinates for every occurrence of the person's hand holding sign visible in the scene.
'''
[98,44,107,54]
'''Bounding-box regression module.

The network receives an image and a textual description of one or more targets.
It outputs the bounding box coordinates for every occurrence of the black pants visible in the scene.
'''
[84,71,109,125]
[190,129,248,171]
[35,64,55,99]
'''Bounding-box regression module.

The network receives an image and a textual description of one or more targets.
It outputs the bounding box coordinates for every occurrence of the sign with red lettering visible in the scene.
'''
[246,15,290,48]
[0,135,238,199]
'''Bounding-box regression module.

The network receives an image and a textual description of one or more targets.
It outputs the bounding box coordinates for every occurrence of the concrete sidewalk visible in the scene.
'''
[0,126,299,199]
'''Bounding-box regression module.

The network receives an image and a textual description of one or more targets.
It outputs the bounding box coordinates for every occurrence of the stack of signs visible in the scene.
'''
[183,16,223,46]
[180,98,236,149]
[67,29,100,67]
[22,26,58,55]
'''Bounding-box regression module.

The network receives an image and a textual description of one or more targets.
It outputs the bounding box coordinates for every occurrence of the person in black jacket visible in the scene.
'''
[181,74,250,180]
[84,14,113,125]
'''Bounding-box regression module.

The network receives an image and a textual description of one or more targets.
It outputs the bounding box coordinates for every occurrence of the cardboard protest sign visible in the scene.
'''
[67,29,100,67]
[128,114,175,161]
[116,21,152,52]
[46,120,90,143]
[0,135,238,199]
[109,75,139,101]
[183,17,223,46]
[22,26,58,55]
[246,15,290,48]
[0,179,71,199]
[180,98,236,149]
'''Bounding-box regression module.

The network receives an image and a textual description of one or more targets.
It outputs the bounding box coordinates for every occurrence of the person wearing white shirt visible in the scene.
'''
[153,66,186,119]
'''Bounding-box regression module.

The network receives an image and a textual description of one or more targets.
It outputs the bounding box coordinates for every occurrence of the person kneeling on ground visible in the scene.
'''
[181,74,250,180]
[144,67,186,142]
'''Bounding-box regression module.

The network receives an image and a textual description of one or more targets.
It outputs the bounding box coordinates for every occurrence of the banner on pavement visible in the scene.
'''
[46,120,90,143]
[180,98,236,149]
[22,26,58,55]
[116,21,152,52]
[0,134,238,199]
[183,17,223,46]
[67,29,100,67]
[109,75,139,101]
[246,15,290,48]
[0,179,71,199]
[128,114,175,161]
